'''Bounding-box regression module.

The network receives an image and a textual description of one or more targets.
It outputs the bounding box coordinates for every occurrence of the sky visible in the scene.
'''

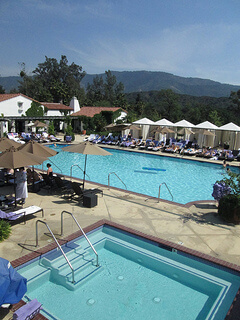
[1,0,240,85]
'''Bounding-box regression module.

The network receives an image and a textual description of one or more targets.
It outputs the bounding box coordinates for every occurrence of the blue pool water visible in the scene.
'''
[36,144,239,204]
[17,225,240,320]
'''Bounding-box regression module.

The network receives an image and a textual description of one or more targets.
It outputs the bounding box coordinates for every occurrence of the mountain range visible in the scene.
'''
[1,71,240,98]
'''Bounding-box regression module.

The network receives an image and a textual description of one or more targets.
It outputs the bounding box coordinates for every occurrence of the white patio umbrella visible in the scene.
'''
[132,118,155,139]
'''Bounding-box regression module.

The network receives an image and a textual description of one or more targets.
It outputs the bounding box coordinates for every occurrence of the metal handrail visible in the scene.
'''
[70,164,90,181]
[108,172,127,190]
[61,211,99,267]
[35,220,75,283]
[158,182,173,202]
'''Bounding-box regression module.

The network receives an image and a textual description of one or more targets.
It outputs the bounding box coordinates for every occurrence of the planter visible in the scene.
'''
[82,130,86,135]
[218,194,240,224]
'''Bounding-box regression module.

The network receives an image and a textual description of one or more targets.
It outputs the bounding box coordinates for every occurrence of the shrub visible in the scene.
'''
[64,124,75,141]
[0,220,11,242]
[212,182,231,201]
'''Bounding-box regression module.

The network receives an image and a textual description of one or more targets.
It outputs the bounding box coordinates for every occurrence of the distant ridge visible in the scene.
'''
[1,71,240,97]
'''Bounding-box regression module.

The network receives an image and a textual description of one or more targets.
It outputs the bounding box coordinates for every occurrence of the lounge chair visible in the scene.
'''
[0,205,43,224]
[7,133,25,144]
[49,134,61,142]
[13,298,42,320]
[88,134,96,142]
[42,173,57,193]
[70,182,103,202]
[54,176,73,197]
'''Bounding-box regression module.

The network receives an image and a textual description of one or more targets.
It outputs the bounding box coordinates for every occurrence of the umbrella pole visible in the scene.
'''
[14,169,17,207]
[32,165,35,192]
[83,154,87,190]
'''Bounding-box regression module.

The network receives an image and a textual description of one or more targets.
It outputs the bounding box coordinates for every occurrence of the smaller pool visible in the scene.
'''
[17,224,240,320]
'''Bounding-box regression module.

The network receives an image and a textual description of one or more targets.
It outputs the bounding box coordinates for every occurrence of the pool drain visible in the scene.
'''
[153,297,161,303]
[87,299,95,306]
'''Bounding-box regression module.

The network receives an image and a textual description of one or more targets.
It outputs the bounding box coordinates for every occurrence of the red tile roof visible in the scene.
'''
[0,94,73,111]
[0,93,35,102]
[41,102,73,111]
[71,106,127,118]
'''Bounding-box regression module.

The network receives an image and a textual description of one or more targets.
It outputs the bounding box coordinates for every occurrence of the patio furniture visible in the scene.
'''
[0,205,43,224]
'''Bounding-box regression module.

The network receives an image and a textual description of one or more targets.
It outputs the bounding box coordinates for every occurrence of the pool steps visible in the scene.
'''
[38,243,103,291]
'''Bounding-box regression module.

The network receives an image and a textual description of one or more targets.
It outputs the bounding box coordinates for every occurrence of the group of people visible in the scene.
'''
[11,163,53,205]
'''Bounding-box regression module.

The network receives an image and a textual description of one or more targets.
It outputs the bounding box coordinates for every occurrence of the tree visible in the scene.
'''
[19,56,86,105]
[209,110,223,126]
[86,75,104,104]
[158,89,182,121]
[25,101,44,117]
[0,85,5,94]
[86,70,125,107]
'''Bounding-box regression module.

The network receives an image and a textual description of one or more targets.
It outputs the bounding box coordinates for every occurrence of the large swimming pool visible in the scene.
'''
[17,223,240,320]
[36,144,238,204]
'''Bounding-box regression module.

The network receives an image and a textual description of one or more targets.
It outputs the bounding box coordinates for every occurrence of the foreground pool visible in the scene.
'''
[17,223,240,320]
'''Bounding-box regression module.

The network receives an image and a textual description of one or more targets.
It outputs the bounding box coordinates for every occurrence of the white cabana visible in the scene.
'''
[132,117,155,139]
[174,119,195,140]
[154,118,174,126]
[174,119,195,128]
[152,118,175,141]
[195,121,219,148]
[218,122,240,150]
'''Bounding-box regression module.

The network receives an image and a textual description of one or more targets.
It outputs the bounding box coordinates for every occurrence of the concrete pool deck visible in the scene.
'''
[1,135,240,319]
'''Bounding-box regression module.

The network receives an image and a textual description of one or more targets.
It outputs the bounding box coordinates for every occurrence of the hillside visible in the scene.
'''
[1,71,240,97]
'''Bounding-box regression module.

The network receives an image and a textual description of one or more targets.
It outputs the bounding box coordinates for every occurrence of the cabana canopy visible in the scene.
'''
[154,118,174,126]
[195,121,219,130]
[174,119,195,128]
[132,117,155,125]
[218,122,240,132]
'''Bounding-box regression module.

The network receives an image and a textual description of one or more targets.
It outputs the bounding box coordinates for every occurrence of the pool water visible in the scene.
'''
[36,145,238,204]
[18,225,240,320]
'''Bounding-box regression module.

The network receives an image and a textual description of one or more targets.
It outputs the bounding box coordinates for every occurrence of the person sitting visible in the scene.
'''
[47,163,53,178]
[27,168,42,183]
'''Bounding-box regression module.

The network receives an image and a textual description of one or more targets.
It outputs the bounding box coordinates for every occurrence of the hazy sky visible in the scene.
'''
[1,0,240,84]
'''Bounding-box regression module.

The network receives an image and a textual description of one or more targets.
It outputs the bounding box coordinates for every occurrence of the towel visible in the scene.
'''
[0,210,24,220]
[13,299,42,320]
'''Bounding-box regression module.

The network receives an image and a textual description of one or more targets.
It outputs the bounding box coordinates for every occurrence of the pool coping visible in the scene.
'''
[10,219,240,320]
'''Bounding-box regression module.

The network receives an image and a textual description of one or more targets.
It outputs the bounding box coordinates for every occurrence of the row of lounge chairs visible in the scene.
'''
[41,174,103,200]
[84,133,240,161]
[7,132,61,143]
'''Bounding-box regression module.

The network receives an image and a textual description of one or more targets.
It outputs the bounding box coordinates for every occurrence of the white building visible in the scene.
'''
[0,93,73,135]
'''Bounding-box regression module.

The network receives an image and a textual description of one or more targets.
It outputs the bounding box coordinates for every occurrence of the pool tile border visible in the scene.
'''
[10,219,240,319]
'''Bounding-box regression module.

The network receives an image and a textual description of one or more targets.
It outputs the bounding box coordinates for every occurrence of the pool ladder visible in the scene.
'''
[108,172,127,190]
[70,164,90,181]
[146,182,173,202]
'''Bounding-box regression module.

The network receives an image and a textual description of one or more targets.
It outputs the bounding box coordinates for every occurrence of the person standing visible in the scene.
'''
[16,167,28,204]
